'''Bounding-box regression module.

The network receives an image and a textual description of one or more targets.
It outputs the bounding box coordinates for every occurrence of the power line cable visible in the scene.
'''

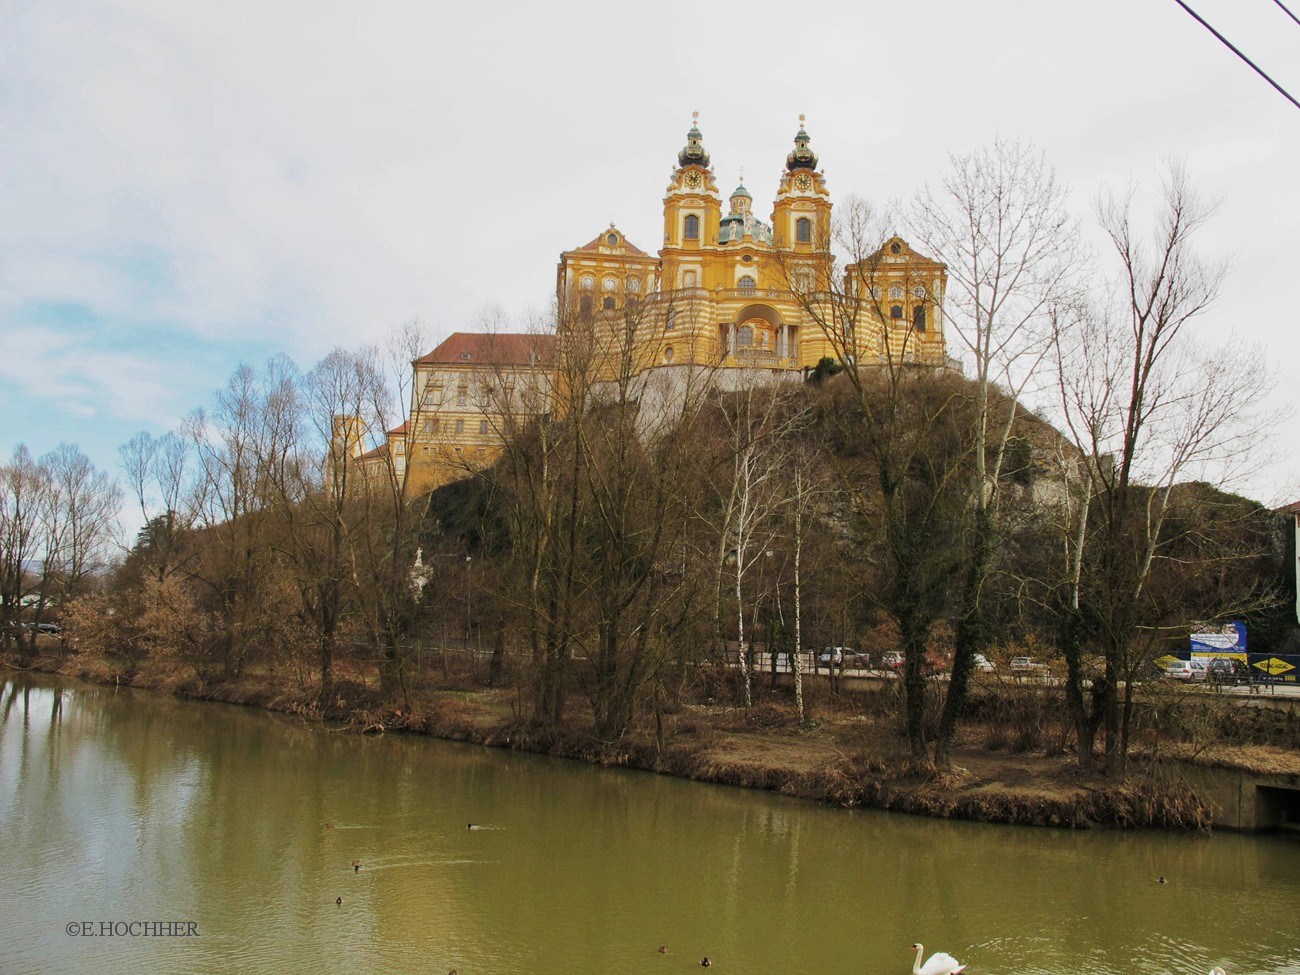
[1170,0,1300,110]
[1271,0,1300,29]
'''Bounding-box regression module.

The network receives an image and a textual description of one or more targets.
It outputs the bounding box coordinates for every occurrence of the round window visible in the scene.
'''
[890,242,902,254]
[627,278,640,292]
[580,275,594,290]
[664,346,675,363]
[606,233,619,246]
[603,276,618,291]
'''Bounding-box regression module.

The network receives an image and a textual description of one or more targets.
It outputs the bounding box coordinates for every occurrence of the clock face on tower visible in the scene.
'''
[685,171,702,188]
[795,173,812,191]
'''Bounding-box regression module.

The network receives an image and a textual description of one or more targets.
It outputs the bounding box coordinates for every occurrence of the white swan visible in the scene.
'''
[912,943,966,975]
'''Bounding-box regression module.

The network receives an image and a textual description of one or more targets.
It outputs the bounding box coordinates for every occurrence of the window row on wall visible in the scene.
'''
[422,384,522,408]
[889,304,928,330]
[676,270,762,290]
[846,281,932,300]
[674,269,822,291]
[578,294,638,314]
[417,418,492,436]
[679,214,813,243]
[579,274,645,293]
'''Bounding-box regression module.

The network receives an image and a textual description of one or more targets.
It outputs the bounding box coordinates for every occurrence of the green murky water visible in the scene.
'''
[1,673,1298,975]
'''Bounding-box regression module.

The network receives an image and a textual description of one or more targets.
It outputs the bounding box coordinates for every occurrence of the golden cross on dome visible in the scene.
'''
[799,113,805,126]
[739,166,744,183]
[692,110,699,125]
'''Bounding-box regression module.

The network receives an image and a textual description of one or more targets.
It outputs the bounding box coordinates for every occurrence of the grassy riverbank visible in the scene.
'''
[8,649,1298,832]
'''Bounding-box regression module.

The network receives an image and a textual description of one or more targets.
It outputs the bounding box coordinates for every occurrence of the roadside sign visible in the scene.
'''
[1191,621,1246,653]
[1250,655,1298,683]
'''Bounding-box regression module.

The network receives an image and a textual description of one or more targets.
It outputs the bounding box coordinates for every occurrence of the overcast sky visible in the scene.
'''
[2,0,1297,507]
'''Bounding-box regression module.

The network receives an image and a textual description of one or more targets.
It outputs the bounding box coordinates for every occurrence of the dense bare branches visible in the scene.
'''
[908,140,1083,769]
[0,444,121,657]
[1050,166,1276,777]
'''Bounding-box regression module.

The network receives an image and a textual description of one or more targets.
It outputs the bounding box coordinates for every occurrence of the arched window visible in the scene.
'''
[682,269,697,288]
[666,308,677,330]
[796,217,812,243]
[738,275,756,292]
[890,305,903,320]
[737,325,754,347]
[913,304,927,331]
[684,214,700,240]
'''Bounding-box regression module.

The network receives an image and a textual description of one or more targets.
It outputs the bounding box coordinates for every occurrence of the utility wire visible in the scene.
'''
[1271,0,1300,29]
[1171,0,1300,110]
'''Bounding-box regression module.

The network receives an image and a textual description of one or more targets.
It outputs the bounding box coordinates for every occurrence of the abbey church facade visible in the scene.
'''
[377,117,952,493]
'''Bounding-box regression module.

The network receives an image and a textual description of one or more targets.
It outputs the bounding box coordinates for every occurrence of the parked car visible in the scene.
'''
[35,622,61,635]
[1207,657,1250,686]
[973,653,994,673]
[1164,659,1207,682]
[818,647,869,669]
[880,650,904,670]
[1009,656,1037,674]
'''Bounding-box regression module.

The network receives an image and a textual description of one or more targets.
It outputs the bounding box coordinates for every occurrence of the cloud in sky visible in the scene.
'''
[2,0,1297,502]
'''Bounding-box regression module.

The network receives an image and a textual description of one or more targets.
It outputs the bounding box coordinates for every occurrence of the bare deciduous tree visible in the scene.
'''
[35,443,121,622]
[705,377,801,708]
[0,446,46,656]
[1053,167,1274,777]
[908,139,1082,769]
[779,197,974,765]
[120,430,193,582]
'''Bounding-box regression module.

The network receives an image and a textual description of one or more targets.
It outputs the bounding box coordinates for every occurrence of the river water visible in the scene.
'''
[1,674,1298,975]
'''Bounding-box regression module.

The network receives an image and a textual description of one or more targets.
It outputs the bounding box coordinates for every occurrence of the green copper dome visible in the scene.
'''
[677,114,711,169]
[786,118,819,172]
[730,183,752,200]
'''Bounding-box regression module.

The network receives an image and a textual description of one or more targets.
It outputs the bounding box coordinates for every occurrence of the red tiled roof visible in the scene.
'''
[387,421,408,437]
[1277,501,1300,516]
[574,230,649,257]
[416,332,556,367]
[357,443,389,462]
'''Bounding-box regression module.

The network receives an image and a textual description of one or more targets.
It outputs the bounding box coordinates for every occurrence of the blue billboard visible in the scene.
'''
[1190,621,1246,654]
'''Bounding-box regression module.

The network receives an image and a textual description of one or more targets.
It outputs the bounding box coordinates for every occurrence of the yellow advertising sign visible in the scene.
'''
[1155,654,1181,669]
[1253,657,1296,676]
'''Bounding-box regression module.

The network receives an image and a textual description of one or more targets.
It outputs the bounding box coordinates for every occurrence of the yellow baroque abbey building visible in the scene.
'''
[375,117,951,494]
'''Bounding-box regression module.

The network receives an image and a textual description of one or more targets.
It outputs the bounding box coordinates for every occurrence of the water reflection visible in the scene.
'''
[1,673,1297,975]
